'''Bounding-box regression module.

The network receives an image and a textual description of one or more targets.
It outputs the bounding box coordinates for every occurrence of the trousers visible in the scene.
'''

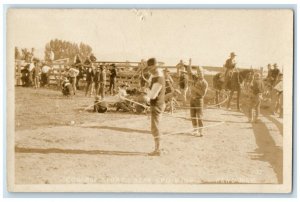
[150,103,165,139]
[190,98,204,128]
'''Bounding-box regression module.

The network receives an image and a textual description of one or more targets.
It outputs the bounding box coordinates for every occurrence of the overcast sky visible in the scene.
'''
[8,9,293,69]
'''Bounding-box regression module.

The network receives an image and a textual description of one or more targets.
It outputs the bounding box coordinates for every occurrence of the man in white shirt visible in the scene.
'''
[145,58,165,156]
[41,63,51,87]
[65,65,79,94]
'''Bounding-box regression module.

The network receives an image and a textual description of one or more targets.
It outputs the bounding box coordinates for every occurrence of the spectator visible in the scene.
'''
[99,65,107,99]
[94,65,106,98]
[271,63,280,86]
[73,54,84,90]
[272,73,283,118]
[21,65,30,87]
[109,64,117,95]
[41,62,51,87]
[65,65,79,94]
[85,64,94,97]
[32,60,41,88]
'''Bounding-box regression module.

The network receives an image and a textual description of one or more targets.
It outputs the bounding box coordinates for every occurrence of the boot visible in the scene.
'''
[198,128,203,137]
[148,137,160,156]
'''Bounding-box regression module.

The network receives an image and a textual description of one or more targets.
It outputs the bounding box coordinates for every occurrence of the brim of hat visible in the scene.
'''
[144,66,155,72]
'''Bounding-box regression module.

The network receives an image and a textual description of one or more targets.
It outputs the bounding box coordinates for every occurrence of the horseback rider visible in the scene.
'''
[223,52,237,89]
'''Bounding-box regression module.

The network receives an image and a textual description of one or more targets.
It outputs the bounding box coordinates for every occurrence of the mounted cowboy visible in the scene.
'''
[223,52,237,89]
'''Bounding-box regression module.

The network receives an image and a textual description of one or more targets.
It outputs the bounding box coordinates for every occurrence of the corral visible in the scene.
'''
[15,77,283,184]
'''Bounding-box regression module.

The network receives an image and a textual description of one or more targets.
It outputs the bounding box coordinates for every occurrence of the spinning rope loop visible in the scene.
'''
[117,92,228,136]
[81,87,229,136]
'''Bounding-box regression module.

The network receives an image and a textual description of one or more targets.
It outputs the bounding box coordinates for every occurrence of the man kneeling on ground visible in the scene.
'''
[61,77,73,96]
[94,96,108,113]
[115,84,134,112]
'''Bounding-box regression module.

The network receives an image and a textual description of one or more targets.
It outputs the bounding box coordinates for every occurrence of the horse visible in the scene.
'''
[213,69,253,111]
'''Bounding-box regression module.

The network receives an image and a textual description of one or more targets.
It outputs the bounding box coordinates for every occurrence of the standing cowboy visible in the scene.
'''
[145,58,165,156]
[99,65,107,99]
[32,59,41,89]
[271,63,280,86]
[272,73,283,117]
[187,59,208,136]
[94,65,106,99]
[40,62,51,87]
[248,73,265,123]
[109,64,117,95]
[84,57,94,96]
[73,54,83,90]
[223,52,237,89]
[94,65,102,97]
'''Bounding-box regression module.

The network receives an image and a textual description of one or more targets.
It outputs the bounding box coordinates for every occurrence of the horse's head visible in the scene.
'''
[238,69,254,82]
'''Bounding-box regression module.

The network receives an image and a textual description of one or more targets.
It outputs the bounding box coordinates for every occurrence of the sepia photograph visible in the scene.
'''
[6,8,293,193]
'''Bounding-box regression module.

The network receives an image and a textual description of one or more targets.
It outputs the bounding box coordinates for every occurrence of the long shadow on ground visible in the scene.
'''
[260,109,283,136]
[241,106,283,183]
[80,125,151,134]
[15,146,149,156]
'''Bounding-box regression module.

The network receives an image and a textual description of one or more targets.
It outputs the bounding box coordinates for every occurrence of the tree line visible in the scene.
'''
[15,39,93,63]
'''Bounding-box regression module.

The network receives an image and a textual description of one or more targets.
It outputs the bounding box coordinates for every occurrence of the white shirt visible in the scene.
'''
[118,88,128,102]
[68,68,80,77]
[29,63,35,71]
[41,65,51,73]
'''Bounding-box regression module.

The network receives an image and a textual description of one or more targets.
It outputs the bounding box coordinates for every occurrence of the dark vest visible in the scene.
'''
[150,76,165,106]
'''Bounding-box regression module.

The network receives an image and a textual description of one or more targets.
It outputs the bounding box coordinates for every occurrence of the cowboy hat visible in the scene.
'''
[230,52,237,57]
[144,58,158,72]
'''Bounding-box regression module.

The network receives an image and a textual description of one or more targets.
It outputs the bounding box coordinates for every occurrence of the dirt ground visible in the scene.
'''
[14,87,283,184]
